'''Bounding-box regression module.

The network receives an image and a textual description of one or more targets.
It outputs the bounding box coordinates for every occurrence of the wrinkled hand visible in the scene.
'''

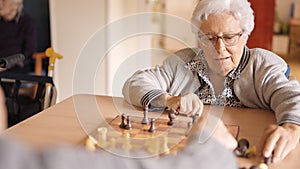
[165,93,203,117]
[262,123,300,163]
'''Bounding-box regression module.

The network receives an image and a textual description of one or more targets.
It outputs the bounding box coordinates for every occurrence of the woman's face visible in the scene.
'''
[0,0,20,21]
[198,12,247,76]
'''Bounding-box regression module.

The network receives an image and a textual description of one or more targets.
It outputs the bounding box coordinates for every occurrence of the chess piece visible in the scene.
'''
[167,111,176,126]
[245,145,257,158]
[187,121,192,129]
[148,118,156,133]
[122,133,132,152]
[192,114,199,124]
[85,136,97,152]
[109,137,116,150]
[147,136,160,154]
[97,127,108,147]
[125,115,132,130]
[141,106,149,124]
[233,138,250,157]
[161,136,170,154]
[119,114,127,129]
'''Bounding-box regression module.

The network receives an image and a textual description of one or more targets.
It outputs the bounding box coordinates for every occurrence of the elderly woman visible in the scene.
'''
[123,0,300,163]
[0,0,37,72]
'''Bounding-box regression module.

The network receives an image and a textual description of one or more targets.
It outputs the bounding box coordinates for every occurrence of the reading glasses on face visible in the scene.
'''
[198,31,244,47]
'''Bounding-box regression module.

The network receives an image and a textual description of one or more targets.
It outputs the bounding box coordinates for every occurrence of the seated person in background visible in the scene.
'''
[123,0,300,163]
[0,0,37,73]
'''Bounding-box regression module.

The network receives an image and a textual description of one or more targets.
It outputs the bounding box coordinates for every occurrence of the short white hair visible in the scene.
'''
[191,0,255,35]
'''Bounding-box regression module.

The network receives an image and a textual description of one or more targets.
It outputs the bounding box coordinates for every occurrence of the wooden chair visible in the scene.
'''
[32,52,48,76]
[0,48,62,127]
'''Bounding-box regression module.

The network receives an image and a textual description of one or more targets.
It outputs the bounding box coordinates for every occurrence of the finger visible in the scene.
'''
[263,131,281,158]
[280,139,297,161]
[272,137,287,163]
[259,125,277,156]
[197,100,204,116]
[178,96,186,114]
[191,102,200,116]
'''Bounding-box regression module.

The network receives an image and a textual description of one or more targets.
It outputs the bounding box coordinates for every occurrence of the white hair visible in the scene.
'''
[10,0,24,22]
[191,0,255,35]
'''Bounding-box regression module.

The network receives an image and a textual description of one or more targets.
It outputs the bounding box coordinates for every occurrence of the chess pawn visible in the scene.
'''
[122,133,132,152]
[119,114,127,129]
[85,136,97,152]
[148,118,156,133]
[109,137,116,150]
[185,121,193,136]
[141,106,149,124]
[167,111,176,126]
[192,114,199,124]
[161,136,170,154]
[97,127,108,147]
[147,136,160,155]
[125,115,132,130]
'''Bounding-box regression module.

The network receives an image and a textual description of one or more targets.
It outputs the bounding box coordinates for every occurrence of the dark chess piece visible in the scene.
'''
[192,114,199,124]
[125,115,132,130]
[148,118,156,133]
[119,114,127,129]
[167,111,176,126]
[141,106,149,124]
[233,138,250,157]
[187,121,192,129]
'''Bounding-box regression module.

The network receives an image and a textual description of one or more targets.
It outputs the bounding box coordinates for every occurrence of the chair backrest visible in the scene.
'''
[32,52,48,76]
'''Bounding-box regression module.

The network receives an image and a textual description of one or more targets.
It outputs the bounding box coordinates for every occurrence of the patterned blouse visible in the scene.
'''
[185,47,250,108]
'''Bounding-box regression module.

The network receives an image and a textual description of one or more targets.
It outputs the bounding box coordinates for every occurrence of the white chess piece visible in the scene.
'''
[161,136,170,154]
[85,136,97,152]
[98,127,108,147]
[122,133,132,152]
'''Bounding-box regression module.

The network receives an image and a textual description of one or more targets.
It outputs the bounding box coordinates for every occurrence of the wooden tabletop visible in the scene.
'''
[2,94,300,169]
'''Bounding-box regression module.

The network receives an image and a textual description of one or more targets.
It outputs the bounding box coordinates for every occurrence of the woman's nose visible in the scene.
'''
[214,38,226,54]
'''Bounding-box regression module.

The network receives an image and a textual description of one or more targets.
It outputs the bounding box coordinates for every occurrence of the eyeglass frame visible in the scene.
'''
[197,30,244,47]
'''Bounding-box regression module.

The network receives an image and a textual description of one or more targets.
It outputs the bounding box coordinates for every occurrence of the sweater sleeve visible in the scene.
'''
[241,49,300,125]
[122,48,198,108]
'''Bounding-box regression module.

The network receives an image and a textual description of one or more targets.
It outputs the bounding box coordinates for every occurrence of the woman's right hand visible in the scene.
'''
[164,93,203,117]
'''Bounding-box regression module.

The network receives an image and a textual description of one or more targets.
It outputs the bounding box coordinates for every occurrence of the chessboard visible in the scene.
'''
[85,114,239,158]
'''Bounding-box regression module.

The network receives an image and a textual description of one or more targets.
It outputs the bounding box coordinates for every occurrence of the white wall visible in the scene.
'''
[49,0,200,101]
[164,0,198,51]
[49,0,107,102]
[50,0,153,101]
[276,0,300,23]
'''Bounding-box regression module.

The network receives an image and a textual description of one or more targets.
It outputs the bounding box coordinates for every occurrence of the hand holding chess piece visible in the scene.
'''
[163,93,204,117]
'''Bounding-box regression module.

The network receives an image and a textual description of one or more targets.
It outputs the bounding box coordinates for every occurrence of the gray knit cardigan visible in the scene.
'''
[122,47,300,125]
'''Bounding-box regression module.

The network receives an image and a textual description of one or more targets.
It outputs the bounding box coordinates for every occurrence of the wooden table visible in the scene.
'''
[2,94,300,169]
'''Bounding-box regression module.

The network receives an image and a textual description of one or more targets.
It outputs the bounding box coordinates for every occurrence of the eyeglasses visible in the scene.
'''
[197,31,244,47]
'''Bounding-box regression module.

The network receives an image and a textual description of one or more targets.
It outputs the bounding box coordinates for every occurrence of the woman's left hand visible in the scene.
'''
[262,123,300,163]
